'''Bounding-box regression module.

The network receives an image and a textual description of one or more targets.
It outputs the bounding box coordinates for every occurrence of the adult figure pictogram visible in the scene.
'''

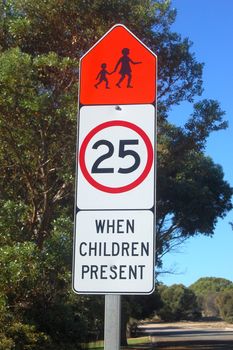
[113,48,142,88]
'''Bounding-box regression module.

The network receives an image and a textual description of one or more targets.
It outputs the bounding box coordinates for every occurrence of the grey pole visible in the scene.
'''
[104,295,121,350]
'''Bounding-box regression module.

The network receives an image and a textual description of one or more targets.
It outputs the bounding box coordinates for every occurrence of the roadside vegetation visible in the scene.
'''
[128,278,233,336]
[190,277,233,322]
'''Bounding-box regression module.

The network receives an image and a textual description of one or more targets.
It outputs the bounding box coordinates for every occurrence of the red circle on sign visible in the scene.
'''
[79,120,153,193]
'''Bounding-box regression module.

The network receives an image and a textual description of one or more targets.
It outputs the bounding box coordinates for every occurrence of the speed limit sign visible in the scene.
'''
[76,104,155,210]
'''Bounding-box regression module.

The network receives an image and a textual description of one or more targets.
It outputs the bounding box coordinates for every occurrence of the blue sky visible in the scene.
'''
[158,0,233,286]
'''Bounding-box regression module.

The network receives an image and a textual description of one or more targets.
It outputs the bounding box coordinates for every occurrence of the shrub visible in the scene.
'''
[158,284,201,321]
[6,322,51,350]
[217,291,233,323]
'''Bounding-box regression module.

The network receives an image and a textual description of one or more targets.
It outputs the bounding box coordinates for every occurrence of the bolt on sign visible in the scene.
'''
[73,24,157,294]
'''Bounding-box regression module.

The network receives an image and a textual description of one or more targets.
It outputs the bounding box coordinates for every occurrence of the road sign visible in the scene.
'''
[73,24,157,295]
[73,210,154,294]
[76,104,155,210]
[80,24,156,105]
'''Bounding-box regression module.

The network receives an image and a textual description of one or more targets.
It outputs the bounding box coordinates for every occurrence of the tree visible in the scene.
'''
[190,277,233,318]
[0,0,232,347]
[0,47,77,249]
[157,284,201,321]
[190,277,233,295]
[217,291,233,323]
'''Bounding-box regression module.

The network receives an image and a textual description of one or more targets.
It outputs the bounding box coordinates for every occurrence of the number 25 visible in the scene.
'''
[91,139,140,174]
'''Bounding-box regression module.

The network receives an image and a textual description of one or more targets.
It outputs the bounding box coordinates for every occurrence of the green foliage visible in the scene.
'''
[0,212,97,347]
[185,99,228,149]
[0,242,40,300]
[190,277,233,295]
[5,322,51,350]
[0,294,51,350]
[0,45,77,247]
[217,291,233,323]
[0,200,29,244]
[123,288,163,323]
[158,284,201,321]
[190,277,233,318]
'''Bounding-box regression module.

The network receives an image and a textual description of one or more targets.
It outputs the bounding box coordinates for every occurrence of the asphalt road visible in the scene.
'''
[136,321,233,349]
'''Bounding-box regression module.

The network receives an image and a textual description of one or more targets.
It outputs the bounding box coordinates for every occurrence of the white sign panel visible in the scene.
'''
[76,104,155,210]
[73,210,155,294]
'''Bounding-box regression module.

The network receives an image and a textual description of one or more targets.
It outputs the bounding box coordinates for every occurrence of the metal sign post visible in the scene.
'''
[104,295,121,350]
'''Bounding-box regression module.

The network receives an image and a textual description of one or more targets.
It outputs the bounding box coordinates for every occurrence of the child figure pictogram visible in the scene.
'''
[113,48,142,88]
[95,63,111,89]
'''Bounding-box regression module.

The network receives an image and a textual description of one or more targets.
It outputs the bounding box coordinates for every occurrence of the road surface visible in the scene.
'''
[136,321,233,349]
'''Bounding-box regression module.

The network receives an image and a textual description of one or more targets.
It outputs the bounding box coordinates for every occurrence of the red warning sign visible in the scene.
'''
[79,25,157,105]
